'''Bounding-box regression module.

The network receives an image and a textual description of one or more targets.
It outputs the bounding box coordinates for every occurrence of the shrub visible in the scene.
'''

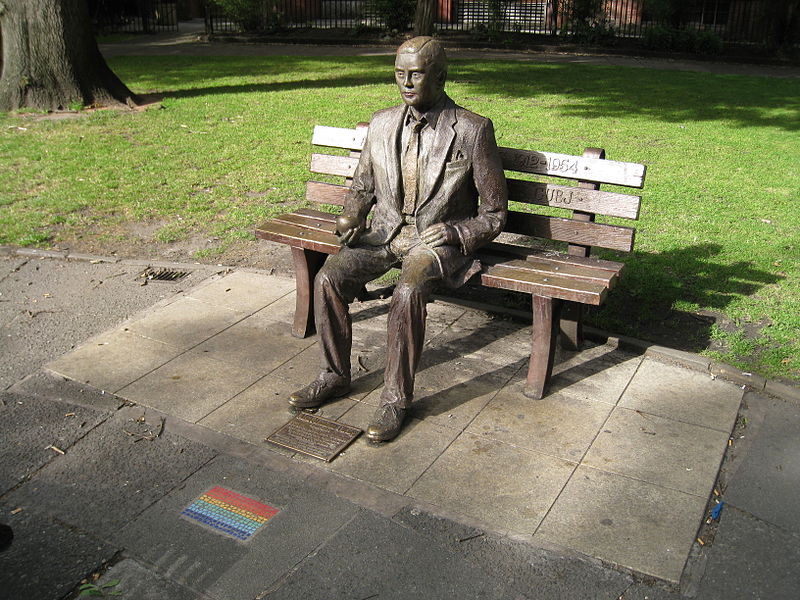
[209,0,263,31]
[368,0,414,32]
[642,26,722,55]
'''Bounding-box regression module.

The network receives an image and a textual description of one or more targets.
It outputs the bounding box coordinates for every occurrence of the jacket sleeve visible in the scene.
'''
[453,118,508,255]
[341,125,377,224]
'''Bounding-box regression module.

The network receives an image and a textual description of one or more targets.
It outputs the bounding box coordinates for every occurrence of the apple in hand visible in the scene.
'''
[335,214,363,246]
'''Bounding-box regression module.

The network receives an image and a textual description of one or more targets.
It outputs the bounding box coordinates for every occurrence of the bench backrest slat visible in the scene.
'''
[307,181,349,206]
[505,211,635,253]
[506,179,640,219]
[312,125,368,151]
[310,153,357,178]
[499,147,646,188]
[310,126,646,189]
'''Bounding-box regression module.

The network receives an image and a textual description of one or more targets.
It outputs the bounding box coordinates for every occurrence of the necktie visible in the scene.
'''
[402,117,426,215]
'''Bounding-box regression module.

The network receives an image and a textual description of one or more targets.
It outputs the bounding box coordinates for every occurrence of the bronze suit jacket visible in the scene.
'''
[342,95,508,287]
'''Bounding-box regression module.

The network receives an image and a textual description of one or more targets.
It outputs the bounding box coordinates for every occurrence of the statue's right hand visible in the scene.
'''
[335,215,364,247]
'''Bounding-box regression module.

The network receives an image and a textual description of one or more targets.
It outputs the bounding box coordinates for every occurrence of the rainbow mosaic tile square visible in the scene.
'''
[181,486,279,541]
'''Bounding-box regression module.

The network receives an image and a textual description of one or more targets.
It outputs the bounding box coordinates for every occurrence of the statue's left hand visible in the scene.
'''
[420,223,457,248]
[335,214,364,247]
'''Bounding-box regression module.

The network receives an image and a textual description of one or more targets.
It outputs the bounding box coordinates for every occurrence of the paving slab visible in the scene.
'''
[467,376,615,462]
[548,343,643,405]
[199,374,356,447]
[2,408,217,540]
[722,392,800,533]
[619,357,743,432]
[409,372,511,432]
[393,506,638,600]
[125,296,247,350]
[185,270,295,313]
[91,558,205,600]
[404,314,528,430]
[191,295,316,376]
[117,349,265,423]
[47,328,183,393]
[320,401,462,495]
[114,454,360,600]
[0,256,216,390]
[535,466,709,583]
[0,502,118,600]
[263,508,518,600]
[695,507,800,600]
[8,371,125,412]
[582,406,731,495]
[408,433,577,534]
[0,391,109,496]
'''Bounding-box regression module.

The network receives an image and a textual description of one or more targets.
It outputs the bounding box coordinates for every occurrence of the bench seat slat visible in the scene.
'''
[478,256,618,286]
[500,147,646,188]
[505,211,635,252]
[255,220,340,254]
[294,207,338,221]
[482,243,624,273]
[480,264,608,305]
[273,211,338,233]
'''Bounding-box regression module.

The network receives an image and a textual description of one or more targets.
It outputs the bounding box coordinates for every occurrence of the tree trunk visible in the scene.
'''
[0,0,139,112]
[414,0,436,36]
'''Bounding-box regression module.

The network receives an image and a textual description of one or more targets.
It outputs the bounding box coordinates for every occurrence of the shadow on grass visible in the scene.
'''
[452,61,800,132]
[591,242,784,351]
[160,73,392,99]
[112,55,800,131]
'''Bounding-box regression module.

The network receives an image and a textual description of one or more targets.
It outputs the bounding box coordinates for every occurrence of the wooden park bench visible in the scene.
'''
[256,124,646,399]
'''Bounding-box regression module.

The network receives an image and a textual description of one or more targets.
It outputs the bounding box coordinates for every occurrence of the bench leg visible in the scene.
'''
[559,301,583,351]
[291,246,327,339]
[524,295,562,399]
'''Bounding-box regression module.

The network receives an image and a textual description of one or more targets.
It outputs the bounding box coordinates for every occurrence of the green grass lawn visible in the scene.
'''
[0,55,797,382]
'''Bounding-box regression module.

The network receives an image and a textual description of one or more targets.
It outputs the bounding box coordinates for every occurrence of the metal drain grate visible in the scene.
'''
[137,267,191,283]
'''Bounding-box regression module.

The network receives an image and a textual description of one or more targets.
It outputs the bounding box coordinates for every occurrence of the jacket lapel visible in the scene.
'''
[382,106,406,208]
[417,98,457,211]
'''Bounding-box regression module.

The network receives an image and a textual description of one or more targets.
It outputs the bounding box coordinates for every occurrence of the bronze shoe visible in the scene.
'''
[366,403,406,442]
[288,376,350,409]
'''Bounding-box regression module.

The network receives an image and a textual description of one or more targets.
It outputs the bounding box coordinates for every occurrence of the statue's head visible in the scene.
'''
[394,36,447,113]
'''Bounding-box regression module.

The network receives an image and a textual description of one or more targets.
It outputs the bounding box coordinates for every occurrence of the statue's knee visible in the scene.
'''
[392,282,422,307]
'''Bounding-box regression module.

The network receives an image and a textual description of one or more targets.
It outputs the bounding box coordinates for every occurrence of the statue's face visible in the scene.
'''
[394,52,444,113]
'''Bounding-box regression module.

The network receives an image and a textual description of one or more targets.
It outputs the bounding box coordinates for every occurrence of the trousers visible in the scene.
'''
[314,226,443,407]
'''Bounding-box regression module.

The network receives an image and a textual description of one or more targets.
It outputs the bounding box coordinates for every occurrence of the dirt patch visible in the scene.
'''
[55,227,296,275]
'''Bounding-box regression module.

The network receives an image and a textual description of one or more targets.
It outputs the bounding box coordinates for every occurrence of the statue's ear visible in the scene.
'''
[438,69,447,88]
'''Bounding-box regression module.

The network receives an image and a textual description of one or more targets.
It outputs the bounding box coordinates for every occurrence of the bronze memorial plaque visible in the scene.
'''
[267,413,362,461]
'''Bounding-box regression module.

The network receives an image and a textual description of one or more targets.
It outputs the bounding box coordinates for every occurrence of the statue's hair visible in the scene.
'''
[397,36,447,75]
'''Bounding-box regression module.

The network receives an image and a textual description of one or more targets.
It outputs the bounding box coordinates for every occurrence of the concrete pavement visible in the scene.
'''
[1,251,799,599]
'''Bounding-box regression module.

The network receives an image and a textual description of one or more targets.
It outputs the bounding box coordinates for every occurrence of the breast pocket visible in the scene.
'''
[445,159,469,172]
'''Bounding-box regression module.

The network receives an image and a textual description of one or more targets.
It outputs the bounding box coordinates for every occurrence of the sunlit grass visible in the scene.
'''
[0,55,797,381]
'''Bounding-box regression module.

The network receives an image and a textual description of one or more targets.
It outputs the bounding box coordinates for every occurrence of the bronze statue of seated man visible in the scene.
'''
[289,36,508,442]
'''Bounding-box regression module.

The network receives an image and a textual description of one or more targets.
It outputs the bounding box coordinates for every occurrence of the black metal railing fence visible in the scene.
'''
[92,0,795,48]
[205,0,796,47]
[91,0,180,33]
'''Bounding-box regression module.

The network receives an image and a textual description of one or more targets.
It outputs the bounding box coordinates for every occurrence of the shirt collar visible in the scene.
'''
[406,95,447,130]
